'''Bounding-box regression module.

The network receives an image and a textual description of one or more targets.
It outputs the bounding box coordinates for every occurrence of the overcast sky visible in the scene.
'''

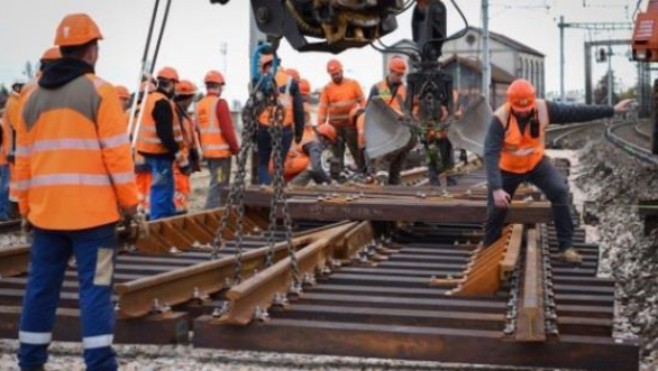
[0,0,644,104]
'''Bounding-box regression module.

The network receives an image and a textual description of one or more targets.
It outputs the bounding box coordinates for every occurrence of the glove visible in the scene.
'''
[6,153,15,165]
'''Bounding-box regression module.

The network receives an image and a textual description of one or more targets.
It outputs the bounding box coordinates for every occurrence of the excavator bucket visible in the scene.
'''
[364,98,412,159]
[447,94,492,157]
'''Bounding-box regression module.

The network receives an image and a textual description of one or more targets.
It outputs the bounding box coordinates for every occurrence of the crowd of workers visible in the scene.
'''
[0,11,635,371]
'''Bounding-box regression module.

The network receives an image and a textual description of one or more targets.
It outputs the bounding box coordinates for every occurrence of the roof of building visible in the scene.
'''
[450,26,545,57]
[441,54,516,84]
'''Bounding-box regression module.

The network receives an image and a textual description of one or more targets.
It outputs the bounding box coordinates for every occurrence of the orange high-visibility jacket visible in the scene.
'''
[494,99,549,174]
[136,92,183,154]
[271,126,317,178]
[15,74,138,230]
[196,94,230,158]
[317,78,364,126]
[259,71,294,127]
[0,92,21,165]
[373,80,407,113]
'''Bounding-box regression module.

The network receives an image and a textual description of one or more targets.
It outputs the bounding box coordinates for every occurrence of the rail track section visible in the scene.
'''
[546,120,608,149]
[0,164,640,370]
[605,120,658,165]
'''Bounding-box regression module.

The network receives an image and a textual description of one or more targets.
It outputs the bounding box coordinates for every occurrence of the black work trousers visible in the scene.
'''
[484,157,573,251]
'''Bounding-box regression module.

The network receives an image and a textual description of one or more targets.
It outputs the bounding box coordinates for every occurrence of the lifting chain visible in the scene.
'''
[210,81,262,284]
[264,84,301,289]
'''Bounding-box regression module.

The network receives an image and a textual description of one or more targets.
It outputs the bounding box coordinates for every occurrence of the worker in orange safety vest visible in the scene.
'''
[275,123,336,186]
[196,70,239,208]
[15,13,138,370]
[173,79,201,213]
[368,57,417,185]
[136,66,189,220]
[317,59,366,180]
[256,55,304,185]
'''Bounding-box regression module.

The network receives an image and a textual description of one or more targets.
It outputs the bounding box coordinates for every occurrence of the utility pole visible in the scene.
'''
[559,15,565,102]
[607,44,613,106]
[481,0,491,104]
[557,19,631,104]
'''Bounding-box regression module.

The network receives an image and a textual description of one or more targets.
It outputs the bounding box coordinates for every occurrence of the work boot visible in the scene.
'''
[560,247,583,263]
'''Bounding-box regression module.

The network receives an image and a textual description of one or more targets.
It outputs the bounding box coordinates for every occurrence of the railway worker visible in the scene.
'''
[256,55,304,185]
[427,89,462,187]
[484,79,633,263]
[15,13,138,370]
[133,81,156,214]
[173,80,201,214]
[368,57,417,185]
[280,123,336,186]
[136,66,190,220]
[196,70,239,208]
[317,59,366,180]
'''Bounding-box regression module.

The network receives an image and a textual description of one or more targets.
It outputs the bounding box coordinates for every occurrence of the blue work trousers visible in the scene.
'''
[145,157,176,220]
[484,157,574,251]
[0,165,10,220]
[18,223,119,371]
[256,124,293,185]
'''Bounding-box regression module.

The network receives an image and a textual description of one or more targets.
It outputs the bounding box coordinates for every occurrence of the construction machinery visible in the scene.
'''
[212,0,491,158]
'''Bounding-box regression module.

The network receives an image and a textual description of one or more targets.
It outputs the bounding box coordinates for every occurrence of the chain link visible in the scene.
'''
[210,87,262,284]
[265,91,301,286]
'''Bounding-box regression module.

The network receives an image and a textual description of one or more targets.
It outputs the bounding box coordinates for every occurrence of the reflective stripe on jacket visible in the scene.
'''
[197,95,230,158]
[136,92,183,155]
[494,99,549,174]
[15,74,138,230]
[259,71,294,127]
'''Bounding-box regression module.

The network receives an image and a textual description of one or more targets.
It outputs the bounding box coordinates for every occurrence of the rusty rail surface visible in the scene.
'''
[115,222,351,318]
[0,245,30,278]
[514,227,546,341]
[214,222,360,325]
[241,191,553,224]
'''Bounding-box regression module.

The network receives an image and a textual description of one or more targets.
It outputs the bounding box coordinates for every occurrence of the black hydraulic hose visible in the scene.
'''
[150,0,173,74]
[141,0,161,67]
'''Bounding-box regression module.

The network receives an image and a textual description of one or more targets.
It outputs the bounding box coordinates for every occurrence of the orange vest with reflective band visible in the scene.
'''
[197,95,230,158]
[495,99,549,174]
[15,74,138,230]
[271,126,316,178]
[0,92,21,165]
[136,92,183,154]
[318,78,364,126]
[375,80,407,113]
[259,71,294,127]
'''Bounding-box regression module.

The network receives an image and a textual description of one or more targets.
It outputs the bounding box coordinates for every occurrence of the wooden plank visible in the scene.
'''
[500,224,524,280]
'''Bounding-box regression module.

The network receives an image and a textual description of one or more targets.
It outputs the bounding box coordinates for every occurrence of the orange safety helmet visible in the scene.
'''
[176,80,197,96]
[299,79,311,95]
[285,68,301,82]
[316,123,337,143]
[388,57,407,74]
[157,66,179,83]
[327,59,343,74]
[204,70,225,85]
[115,85,131,100]
[41,46,62,61]
[54,13,104,47]
[349,105,365,126]
[507,79,536,113]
